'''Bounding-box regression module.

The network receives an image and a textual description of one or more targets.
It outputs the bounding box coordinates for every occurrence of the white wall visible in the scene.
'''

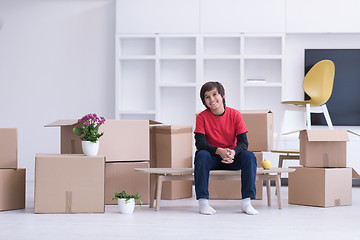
[0,0,115,181]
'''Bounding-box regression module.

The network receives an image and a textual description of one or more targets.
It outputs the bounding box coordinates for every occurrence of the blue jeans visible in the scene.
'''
[194,150,257,200]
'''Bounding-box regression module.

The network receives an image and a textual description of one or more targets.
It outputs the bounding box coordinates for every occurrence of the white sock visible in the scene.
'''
[198,199,216,215]
[241,198,259,215]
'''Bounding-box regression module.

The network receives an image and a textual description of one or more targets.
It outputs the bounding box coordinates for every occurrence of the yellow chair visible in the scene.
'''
[282,59,335,129]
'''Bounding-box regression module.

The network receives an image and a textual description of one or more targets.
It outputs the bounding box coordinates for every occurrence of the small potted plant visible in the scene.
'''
[73,113,106,156]
[113,190,142,214]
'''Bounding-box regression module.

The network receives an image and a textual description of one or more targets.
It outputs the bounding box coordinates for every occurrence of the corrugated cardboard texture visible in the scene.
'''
[288,167,352,207]
[105,161,150,205]
[0,169,25,211]
[209,152,263,200]
[150,125,193,200]
[300,130,348,167]
[241,110,273,152]
[48,120,150,162]
[34,154,105,213]
[0,128,18,169]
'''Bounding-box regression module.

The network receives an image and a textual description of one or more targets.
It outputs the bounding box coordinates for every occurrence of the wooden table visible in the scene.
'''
[135,167,295,211]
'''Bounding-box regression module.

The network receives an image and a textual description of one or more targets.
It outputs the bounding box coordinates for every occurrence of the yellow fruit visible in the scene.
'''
[261,160,271,170]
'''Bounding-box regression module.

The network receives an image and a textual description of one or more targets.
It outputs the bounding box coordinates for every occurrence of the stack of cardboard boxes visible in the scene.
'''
[0,128,26,211]
[39,120,154,212]
[209,110,273,200]
[150,125,193,200]
[288,129,353,207]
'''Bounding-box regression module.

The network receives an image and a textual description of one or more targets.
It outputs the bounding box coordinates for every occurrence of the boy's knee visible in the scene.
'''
[195,150,212,166]
[241,150,257,166]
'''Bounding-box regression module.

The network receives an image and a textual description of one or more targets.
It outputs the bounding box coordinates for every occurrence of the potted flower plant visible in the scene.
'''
[113,190,142,214]
[72,113,106,156]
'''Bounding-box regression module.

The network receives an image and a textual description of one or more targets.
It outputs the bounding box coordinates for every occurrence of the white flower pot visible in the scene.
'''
[81,141,99,156]
[117,198,135,214]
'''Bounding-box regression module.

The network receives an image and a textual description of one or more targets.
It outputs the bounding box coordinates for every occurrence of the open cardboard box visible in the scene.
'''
[45,120,157,162]
[283,129,360,168]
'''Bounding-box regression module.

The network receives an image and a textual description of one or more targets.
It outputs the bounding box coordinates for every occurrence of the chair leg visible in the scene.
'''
[306,103,311,129]
[322,104,334,129]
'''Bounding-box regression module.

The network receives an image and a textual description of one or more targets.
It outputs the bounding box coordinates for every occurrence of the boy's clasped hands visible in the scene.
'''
[215,148,236,164]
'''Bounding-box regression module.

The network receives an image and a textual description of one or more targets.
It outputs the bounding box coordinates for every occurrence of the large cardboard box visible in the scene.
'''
[45,120,150,162]
[0,169,25,211]
[105,161,150,205]
[0,128,18,169]
[241,110,273,152]
[35,154,105,213]
[209,152,263,200]
[299,129,349,167]
[288,167,352,207]
[150,125,193,200]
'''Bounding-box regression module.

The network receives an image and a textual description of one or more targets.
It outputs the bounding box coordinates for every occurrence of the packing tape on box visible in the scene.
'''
[334,199,341,206]
[322,153,329,167]
[66,191,72,213]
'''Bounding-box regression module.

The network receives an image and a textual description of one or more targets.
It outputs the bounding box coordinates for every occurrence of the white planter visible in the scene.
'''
[81,141,99,156]
[117,198,135,214]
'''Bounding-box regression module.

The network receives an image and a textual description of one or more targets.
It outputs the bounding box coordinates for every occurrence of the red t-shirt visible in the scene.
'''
[194,107,248,149]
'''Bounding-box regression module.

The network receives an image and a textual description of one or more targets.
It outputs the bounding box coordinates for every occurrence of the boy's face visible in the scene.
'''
[204,88,225,113]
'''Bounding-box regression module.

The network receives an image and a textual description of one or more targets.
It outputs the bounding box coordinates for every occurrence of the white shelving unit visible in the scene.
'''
[115,33,285,127]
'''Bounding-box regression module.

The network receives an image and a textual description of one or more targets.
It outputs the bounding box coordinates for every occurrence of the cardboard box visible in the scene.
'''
[35,154,105,213]
[299,129,349,167]
[45,120,150,162]
[241,110,273,152]
[209,152,263,200]
[105,161,150,205]
[0,168,25,211]
[150,125,193,200]
[288,167,352,207]
[0,128,18,169]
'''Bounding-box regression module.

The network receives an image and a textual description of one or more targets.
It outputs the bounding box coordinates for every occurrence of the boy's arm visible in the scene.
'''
[194,132,217,155]
[233,132,249,156]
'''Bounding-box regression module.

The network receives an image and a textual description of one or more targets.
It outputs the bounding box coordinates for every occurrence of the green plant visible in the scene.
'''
[73,113,106,143]
[113,190,143,206]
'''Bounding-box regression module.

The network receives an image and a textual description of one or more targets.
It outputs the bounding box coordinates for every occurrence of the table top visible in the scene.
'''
[134,167,296,175]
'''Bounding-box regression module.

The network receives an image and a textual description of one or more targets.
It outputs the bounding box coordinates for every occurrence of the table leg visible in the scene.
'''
[155,175,163,211]
[266,179,271,206]
[275,173,282,209]
[149,174,156,208]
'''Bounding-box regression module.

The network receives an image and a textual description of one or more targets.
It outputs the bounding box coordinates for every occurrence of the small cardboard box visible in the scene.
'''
[288,167,352,207]
[35,154,105,213]
[45,120,150,162]
[209,152,263,200]
[299,129,349,167]
[241,110,273,152]
[0,168,26,211]
[105,161,150,205]
[150,125,193,200]
[0,128,18,169]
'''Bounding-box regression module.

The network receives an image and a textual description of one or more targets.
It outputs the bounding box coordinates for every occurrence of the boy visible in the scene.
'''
[194,81,258,215]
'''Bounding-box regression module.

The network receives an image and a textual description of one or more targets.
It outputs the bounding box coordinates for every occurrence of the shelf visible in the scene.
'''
[244,82,282,87]
[160,37,196,56]
[243,55,283,60]
[203,55,241,59]
[159,59,196,84]
[244,36,282,55]
[118,37,155,56]
[203,37,241,55]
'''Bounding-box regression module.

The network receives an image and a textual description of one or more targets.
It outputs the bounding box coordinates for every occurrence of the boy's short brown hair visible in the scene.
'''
[200,81,226,109]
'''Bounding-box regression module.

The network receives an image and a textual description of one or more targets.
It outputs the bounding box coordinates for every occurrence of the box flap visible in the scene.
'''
[153,125,192,134]
[240,109,272,114]
[45,119,78,127]
[306,129,349,142]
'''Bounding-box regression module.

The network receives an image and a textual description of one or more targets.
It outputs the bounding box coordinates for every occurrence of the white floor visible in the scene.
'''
[1,182,360,240]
